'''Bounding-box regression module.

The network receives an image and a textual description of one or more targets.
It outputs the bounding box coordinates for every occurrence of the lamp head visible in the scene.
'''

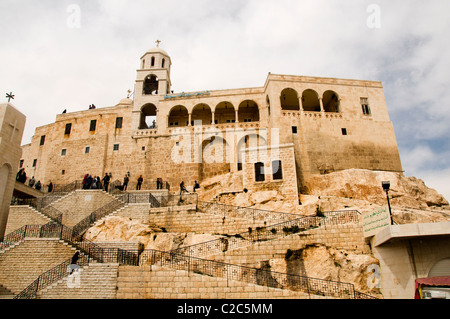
[382,181,390,191]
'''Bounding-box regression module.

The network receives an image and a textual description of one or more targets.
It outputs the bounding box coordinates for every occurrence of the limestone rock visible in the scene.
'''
[84,216,161,249]
[267,245,382,297]
[85,215,225,251]
[305,169,449,209]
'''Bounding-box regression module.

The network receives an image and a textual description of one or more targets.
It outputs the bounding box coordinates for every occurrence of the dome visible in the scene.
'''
[145,47,170,57]
[117,98,133,106]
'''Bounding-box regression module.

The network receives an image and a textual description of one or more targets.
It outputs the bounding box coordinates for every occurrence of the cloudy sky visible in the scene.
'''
[1,0,449,201]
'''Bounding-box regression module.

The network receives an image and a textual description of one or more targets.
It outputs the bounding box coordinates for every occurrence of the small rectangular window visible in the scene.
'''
[272,160,283,180]
[62,170,65,175]
[65,123,72,135]
[113,144,119,151]
[255,162,265,182]
[115,117,123,129]
[342,128,348,136]
[39,135,46,146]
[85,147,90,154]
[292,126,297,134]
[61,149,66,156]
[32,159,37,167]
[89,119,97,132]
[361,97,371,115]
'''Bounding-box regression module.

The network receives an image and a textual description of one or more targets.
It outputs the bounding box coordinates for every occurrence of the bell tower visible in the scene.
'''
[133,41,172,130]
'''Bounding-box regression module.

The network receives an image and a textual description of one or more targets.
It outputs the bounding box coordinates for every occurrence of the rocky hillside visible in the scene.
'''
[83,169,449,298]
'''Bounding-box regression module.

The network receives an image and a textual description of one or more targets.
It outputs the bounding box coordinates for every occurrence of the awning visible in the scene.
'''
[415,277,450,299]
[416,277,450,287]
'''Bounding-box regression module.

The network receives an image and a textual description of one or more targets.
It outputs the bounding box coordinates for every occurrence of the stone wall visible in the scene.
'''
[209,222,370,266]
[50,190,121,227]
[243,143,299,203]
[5,206,51,235]
[116,266,323,299]
[116,203,269,235]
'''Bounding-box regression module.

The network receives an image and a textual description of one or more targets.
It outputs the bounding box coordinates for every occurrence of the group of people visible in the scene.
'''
[18,167,201,195]
[180,180,200,195]
[82,173,111,191]
[16,168,53,192]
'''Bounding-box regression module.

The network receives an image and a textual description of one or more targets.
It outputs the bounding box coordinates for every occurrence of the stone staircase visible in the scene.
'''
[0,238,78,295]
[2,185,375,299]
[5,206,53,234]
[37,262,119,299]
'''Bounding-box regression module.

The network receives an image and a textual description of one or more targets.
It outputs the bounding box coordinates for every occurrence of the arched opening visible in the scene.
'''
[323,90,340,113]
[200,136,231,179]
[214,102,236,124]
[236,134,267,171]
[139,104,157,129]
[280,88,300,111]
[192,103,212,126]
[0,163,12,212]
[151,56,155,67]
[238,100,260,123]
[428,258,450,277]
[161,58,165,68]
[302,89,320,112]
[266,95,271,116]
[168,105,189,127]
[143,75,158,95]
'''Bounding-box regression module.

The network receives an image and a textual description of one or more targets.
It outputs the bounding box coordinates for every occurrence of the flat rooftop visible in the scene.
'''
[373,221,450,247]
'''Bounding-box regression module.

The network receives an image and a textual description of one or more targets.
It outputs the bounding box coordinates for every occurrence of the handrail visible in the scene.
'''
[172,204,360,259]
[138,249,376,299]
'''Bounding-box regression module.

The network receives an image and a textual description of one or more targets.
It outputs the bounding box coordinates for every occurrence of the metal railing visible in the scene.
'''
[115,192,198,208]
[197,201,300,224]
[171,207,360,259]
[137,249,375,299]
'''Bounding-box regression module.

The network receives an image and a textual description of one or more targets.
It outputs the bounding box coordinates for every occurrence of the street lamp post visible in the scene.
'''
[382,181,394,225]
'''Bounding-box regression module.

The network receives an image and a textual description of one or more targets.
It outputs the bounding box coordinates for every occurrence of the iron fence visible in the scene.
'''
[197,201,300,224]
[137,249,366,299]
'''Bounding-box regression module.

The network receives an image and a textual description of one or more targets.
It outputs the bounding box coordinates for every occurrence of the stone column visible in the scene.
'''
[0,103,26,239]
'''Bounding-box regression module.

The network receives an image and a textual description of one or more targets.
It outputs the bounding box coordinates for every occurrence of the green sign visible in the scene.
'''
[362,206,391,237]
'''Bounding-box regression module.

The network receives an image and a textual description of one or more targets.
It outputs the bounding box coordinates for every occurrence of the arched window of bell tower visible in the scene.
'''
[143,75,158,95]
[151,56,155,67]
[139,104,157,129]
[162,58,165,68]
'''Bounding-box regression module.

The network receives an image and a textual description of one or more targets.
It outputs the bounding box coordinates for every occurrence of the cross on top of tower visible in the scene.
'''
[155,40,161,47]
[6,92,14,102]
